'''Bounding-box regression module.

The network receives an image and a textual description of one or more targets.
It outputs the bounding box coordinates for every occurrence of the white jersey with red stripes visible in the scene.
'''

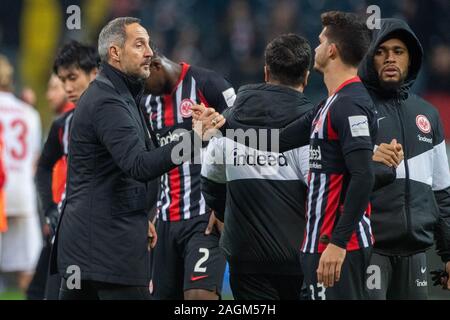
[142,63,235,221]
[0,92,41,216]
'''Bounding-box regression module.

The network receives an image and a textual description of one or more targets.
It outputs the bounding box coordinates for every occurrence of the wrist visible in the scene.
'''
[330,236,347,250]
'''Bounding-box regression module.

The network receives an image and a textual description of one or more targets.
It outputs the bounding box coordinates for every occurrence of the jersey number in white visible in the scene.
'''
[194,248,209,273]
[310,283,326,300]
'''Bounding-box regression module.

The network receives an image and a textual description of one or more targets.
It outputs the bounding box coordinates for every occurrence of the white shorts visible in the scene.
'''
[0,214,42,272]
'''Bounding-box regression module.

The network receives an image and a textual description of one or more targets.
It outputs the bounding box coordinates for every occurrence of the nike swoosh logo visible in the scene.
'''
[191,275,209,282]
[421,267,427,274]
[377,117,386,127]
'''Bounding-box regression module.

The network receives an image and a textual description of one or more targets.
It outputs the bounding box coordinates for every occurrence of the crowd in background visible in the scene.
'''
[0,0,448,122]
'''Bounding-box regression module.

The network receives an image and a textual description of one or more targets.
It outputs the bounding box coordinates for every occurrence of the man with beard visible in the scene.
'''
[358,19,450,299]
[52,17,224,300]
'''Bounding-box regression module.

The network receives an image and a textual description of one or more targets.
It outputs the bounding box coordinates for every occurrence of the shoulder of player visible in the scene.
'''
[79,81,129,110]
[333,88,374,108]
[53,108,75,126]
[406,93,440,119]
[189,65,228,88]
[20,100,41,121]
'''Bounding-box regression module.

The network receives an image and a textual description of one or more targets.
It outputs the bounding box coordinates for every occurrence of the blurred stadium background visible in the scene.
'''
[0,0,448,299]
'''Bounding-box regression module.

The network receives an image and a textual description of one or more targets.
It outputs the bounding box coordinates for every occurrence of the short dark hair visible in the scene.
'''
[53,40,100,74]
[264,33,312,87]
[321,11,371,67]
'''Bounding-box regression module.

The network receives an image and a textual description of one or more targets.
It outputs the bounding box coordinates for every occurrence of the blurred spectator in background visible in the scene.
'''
[20,87,37,107]
[0,133,7,235]
[2,0,447,110]
[0,54,42,294]
[45,74,73,116]
[424,43,450,144]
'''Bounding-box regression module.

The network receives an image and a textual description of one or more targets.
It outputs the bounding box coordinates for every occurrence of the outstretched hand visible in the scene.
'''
[373,139,404,168]
[192,103,225,141]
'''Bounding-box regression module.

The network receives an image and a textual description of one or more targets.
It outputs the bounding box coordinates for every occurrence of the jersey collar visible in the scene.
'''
[170,62,190,95]
[333,76,362,95]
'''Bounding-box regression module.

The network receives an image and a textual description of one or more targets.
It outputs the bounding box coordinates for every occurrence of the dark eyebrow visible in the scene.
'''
[378,44,407,51]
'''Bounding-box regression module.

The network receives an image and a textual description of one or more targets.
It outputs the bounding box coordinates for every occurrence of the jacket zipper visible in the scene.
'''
[395,98,411,236]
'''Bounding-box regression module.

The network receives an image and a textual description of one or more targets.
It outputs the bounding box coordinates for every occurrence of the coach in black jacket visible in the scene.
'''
[52,17,224,300]
[359,19,450,299]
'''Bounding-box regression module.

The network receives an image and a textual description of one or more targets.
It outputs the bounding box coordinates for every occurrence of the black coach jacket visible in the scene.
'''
[202,83,314,275]
[51,63,195,286]
[359,19,450,261]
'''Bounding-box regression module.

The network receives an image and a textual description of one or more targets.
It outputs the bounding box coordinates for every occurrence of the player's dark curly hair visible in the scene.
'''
[53,40,100,74]
[264,33,312,87]
[321,11,371,67]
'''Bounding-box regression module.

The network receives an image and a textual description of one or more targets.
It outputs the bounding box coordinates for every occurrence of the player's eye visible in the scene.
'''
[375,49,383,56]
[395,49,404,55]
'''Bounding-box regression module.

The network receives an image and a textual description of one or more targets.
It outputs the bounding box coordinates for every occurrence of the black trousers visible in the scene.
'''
[230,272,304,300]
[366,251,428,300]
[25,237,62,300]
[26,238,51,300]
[301,248,372,300]
[59,278,152,300]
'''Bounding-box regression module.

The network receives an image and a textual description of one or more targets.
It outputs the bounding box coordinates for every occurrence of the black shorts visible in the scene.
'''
[365,251,428,300]
[229,273,304,300]
[150,212,226,299]
[301,247,371,300]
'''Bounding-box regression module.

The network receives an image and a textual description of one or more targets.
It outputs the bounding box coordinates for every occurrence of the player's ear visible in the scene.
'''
[264,65,269,82]
[329,43,338,60]
[109,45,121,63]
[303,70,310,87]
[89,68,98,81]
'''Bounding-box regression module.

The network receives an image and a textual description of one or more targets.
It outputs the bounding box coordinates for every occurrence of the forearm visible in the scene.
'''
[35,164,56,213]
[201,176,227,222]
[128,131,201,182]
[434,187,450,262]
[331,150,375,248]
[372,161,396,191]
[278,115,312,153]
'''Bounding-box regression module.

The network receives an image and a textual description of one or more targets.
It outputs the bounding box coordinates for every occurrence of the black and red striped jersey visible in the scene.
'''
[36,102,75,213]
[142,63,235,221]
[302,77,376,254]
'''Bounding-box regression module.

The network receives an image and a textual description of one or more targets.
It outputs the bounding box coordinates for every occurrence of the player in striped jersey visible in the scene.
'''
[26,74,74,300]
[31,41,99,300]
[36,41,99,238]
[142,52,235,299]
[275,12,376,299]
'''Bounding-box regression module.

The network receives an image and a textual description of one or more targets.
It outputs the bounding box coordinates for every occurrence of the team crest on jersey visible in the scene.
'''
[416,115,431,134]
[180,99,194,118]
